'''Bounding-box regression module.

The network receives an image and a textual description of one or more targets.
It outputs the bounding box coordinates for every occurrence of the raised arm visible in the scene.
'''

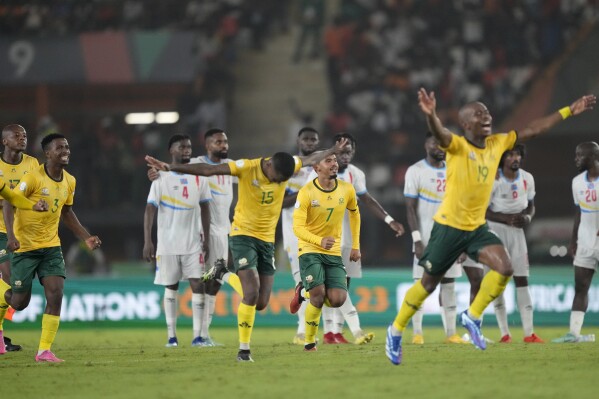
[299,138,349,167]
[517,94,596,142]
[145,155,232,176]
[418,88,453,148]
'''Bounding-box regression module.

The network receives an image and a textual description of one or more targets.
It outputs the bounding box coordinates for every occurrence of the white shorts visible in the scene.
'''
[342,246,362,278]
[154,251,204,286]
[412,255,462,279]
[205,233,229,269]
[574,245,599,270]
[488,221,529,276]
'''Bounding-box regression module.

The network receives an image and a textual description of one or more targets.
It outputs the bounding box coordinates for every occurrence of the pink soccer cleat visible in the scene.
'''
[0,331,6,355]
[35,350,64,363]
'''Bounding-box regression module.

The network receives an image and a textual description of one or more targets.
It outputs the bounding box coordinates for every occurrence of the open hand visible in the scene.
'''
[418,88,437,116]
[570,94,596,116]
[33,199,49,212]
[145,155,170,171]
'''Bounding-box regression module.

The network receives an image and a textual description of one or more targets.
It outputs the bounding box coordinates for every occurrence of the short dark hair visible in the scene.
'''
[271,152,296,180]
[333,132,356,149]
[204,128,225,140]
[168,134,191,150]
[499,144,526,167]
[298,127,319,137]
[41,133,66,151]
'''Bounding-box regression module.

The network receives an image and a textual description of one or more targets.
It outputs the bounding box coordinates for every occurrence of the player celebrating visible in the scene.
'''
[404,132,467,345]
[385,88,595,365]
[0,133,101,361]
[293,153,360,352]
[143,134,211,348]
[146,139,347,362]
[486,144,544,343]
[553,141,599,343]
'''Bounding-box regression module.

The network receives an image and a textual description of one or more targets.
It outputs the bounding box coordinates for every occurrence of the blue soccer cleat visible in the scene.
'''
[385,325,402,365]
[191,336,206,347]
[165,337,179,348]
[460,310,486,350]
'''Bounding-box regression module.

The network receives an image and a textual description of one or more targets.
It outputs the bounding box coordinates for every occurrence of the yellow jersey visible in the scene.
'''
[13,164,76,252]
[0,153,39,233]
[228,157,302,243]
[293,178,360,256]
[434,131,517,231]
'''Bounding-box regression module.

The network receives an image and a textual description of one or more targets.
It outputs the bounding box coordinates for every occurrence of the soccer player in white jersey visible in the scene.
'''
[303,133,405,345]
[486,144,544,343]
[281,127,320,345]
[143,134,212,348]
[404,133,467,345]
[553,141,599,343]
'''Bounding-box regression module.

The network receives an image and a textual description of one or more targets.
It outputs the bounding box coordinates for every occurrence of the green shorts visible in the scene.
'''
[419,222,503,276]
[229,235,276,276]
[10,247,66,293]
[0,232,10,263]
[299,253,347,291]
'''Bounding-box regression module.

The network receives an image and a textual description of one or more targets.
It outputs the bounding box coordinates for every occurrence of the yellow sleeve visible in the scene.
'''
[66,175,76,206]
[293,156,303,174]
[292,188,322,247]
[227,159,250,177]
[0,184,35,210]
[346,186,361,249]
[440,133,463,155]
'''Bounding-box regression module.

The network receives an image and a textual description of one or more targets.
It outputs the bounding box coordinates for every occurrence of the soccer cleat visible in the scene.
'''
[323,332,337,344]
[499,334,512,343]
[385,325,402,366]
[523,333,545,343]
[293,333,305,345]
[203,337,224,347]
[333,333,350,344]
[165,337,178,348]
[35,350,64,363]
[355,332,375,345]
[460,310,486,350]
[4,336,23,352]
[191,336,206,347]
[552,333,580,343]
[237,349,254,362]
[444,334,468,344]
[304,343,317,352]
[203,258,229,282]
[289,281,304,314]
[412,334,424,345]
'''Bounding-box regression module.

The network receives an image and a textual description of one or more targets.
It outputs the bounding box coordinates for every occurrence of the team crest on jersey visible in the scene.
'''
[311,200,320,207]
[180,178,188,184]
[511,184,518,190]
[437,172,444,178]
[588,183,594,189]
[41,187,49,196]
[252,179,260,187]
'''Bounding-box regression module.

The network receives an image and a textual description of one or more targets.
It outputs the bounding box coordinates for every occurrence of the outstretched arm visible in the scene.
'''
[299,138,349,167]
[418,88,453,148]
[145,155,232,176]
[358,192,405,237]
[518,95,596,142]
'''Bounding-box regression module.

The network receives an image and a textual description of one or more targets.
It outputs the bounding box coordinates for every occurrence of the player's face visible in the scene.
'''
[2,127,27,152]
[297,131,319,156]
[47,138,70,165]
[264,162,288,183]
[336,142,355,172]
[315,155,338,179]
[206,132,229,159]
[465,103,492,137]
[575,145,592,172]
[172,139,192,164]
[504,150,521,171]
[425,137,445,162]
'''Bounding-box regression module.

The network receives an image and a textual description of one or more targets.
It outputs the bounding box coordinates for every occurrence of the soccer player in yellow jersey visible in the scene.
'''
[0,124,46,353]
[145,138,347,362]
[292,153,360,352]
[385,88,596,365]
[0,134,102,362]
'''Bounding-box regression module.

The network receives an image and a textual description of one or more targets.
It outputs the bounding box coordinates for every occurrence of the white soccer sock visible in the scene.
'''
[570,310,585,336]
[412,308,423,335]
[516,286,534,336]
[493,293,510,337]
[338,296,362,337]
[164,288,178,338]
[441,282,457,336]
[333,307,344,334]
[192,293,204,338]
[322,305,335,334]
[297,300,307,335]
[203,294,216,338]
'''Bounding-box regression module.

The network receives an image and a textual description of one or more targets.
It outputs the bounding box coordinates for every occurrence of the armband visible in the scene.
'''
[559,106,572,120]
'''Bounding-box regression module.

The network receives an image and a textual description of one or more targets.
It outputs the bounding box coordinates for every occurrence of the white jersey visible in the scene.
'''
[572,171,599,249]
[403,159,446,245]
[282,164,314,253]
[190,155,235,235]
[488,169,535,214]
[307,164,367,248]
[147,171,212,255]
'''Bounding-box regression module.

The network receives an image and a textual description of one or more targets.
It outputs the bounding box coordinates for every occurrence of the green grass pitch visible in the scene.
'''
[1,326,596,399]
